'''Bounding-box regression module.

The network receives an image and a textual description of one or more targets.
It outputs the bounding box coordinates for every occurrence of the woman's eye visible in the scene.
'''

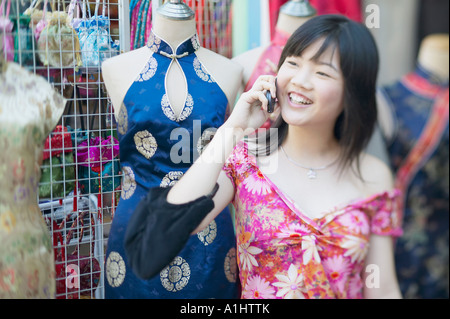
[317,71,330,77]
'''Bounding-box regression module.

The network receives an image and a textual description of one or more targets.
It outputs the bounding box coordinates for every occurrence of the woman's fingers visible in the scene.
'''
[253,75,277,102]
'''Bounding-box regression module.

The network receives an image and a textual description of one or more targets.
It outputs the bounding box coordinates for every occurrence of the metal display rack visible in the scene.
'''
[2,0,232,299]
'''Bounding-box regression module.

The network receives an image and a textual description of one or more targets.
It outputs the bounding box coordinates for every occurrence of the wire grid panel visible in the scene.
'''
[5,0,125,299]
[158,0,233,57]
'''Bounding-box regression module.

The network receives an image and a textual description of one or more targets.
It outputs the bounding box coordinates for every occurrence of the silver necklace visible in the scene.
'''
[280,145,339,179]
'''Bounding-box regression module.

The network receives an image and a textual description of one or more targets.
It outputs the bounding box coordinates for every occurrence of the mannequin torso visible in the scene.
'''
[377,33,449,299]
[377,34,449,140]
[102,12,243,119]
[102,7,242,299]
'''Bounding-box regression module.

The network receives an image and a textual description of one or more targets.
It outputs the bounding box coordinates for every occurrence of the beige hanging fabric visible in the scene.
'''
[36,0,82,68]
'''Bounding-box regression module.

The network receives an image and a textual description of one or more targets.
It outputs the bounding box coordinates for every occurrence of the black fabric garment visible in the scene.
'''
[124,184,219,280]
[417,0,449,50]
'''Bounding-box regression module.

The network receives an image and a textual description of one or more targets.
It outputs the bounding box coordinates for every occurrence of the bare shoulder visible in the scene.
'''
[196,47,243,75]
[358,151,395,195]
[102,47,152,119]
[196,47,243,107]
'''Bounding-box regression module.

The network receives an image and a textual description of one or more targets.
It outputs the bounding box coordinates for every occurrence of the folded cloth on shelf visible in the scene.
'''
[124,183,219,280]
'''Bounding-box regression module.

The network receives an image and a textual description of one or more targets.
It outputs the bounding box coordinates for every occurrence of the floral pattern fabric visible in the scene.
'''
[223,142,403,299]
[380,65,449,299]
[0,62,66,298]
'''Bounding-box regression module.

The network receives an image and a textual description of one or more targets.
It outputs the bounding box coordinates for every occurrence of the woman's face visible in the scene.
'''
[276,38,345,129]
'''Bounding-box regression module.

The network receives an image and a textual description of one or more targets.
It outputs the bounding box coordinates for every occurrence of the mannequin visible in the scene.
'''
[1,60,66,298]
[101,0,243,299]
[378,33,449,299]
[377,34,449,140]
[232,0,316,92]
[103,4,242,119]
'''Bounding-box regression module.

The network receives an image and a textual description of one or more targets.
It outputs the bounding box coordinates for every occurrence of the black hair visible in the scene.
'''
[268,14,380,178]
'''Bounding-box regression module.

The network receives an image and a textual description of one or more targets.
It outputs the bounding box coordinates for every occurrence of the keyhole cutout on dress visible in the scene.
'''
[166,60,187,118]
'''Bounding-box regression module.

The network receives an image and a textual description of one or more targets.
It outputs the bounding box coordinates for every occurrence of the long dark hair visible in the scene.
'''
[254,14,379,178]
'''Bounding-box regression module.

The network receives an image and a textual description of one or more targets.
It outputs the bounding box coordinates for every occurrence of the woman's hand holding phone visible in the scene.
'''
[225,75,278,134]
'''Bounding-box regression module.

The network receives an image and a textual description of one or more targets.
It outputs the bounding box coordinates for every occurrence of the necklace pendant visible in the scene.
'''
[307,169,317,179]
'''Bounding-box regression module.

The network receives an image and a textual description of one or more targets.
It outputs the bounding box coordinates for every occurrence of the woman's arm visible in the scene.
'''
[363,234,402,299]
[360,153,402,299]
[168,124,245,233]
[167,75,277,233]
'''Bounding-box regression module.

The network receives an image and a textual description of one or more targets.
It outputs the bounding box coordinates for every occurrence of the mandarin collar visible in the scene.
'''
[147,30,201,58]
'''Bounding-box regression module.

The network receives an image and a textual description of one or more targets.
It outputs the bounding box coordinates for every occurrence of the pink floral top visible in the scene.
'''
[223,142,403,299]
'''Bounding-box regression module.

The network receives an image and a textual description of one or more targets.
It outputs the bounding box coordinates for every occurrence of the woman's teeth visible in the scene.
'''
[289,93,313,105]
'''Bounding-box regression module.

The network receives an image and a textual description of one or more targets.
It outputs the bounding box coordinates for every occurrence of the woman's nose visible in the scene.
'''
[291,68,313,90]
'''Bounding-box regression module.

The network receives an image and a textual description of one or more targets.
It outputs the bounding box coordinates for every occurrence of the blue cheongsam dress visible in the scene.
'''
[380,65,449,299]
[104,31,238,299]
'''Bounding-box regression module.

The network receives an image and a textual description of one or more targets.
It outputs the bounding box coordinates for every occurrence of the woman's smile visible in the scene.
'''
[288,91,314,108]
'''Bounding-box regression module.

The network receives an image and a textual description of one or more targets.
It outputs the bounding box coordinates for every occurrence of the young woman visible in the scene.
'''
[163,14,403,299]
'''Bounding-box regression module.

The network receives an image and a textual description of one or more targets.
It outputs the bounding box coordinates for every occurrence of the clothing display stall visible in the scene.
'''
[102,1,240,297]
[0,0,448,300]
[1,0,123,299]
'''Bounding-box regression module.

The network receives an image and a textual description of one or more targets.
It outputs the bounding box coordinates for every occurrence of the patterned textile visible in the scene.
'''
[380,65,449,299]
[223,142,402,299]
[0,62,66,298]
[104,31,238,299]
[268,0,362,40]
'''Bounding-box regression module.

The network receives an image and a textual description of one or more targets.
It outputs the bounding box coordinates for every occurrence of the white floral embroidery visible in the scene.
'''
[160,256,190,292]
[117,105,128,135]
[134,130,158,159]
[197,220,217,245]
[193,57,215,83]
[147,32,161,53]
[106,252,126,288]
[191,34,201,51]
[160,171,184,188]
[135,57,158,82]
[121,166,136,200]
[161,93,194,122]
[224,247,238,283]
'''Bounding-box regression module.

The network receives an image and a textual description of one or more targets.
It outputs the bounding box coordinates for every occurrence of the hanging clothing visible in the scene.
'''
[380,65,449,299]
[310,0,362,22]
[223,141,403,299]
[186,0,233,58]
[268,0,362,40]
[0,62,66,298]
[130,0,152,50]
[104,31,238,299]
[244,28,290,92]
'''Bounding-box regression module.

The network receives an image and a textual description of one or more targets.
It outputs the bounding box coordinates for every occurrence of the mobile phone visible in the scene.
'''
[266,91,275,113]
[265,78,277,113]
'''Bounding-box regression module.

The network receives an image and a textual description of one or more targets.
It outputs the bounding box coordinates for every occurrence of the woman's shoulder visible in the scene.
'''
[357,151,395,196]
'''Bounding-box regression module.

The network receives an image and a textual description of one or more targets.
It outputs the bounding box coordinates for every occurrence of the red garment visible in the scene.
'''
[42,125,73,160]
[310,0,362,22]
[244,28,290,92]
[269,0,362,40]
[269,0,289,40]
